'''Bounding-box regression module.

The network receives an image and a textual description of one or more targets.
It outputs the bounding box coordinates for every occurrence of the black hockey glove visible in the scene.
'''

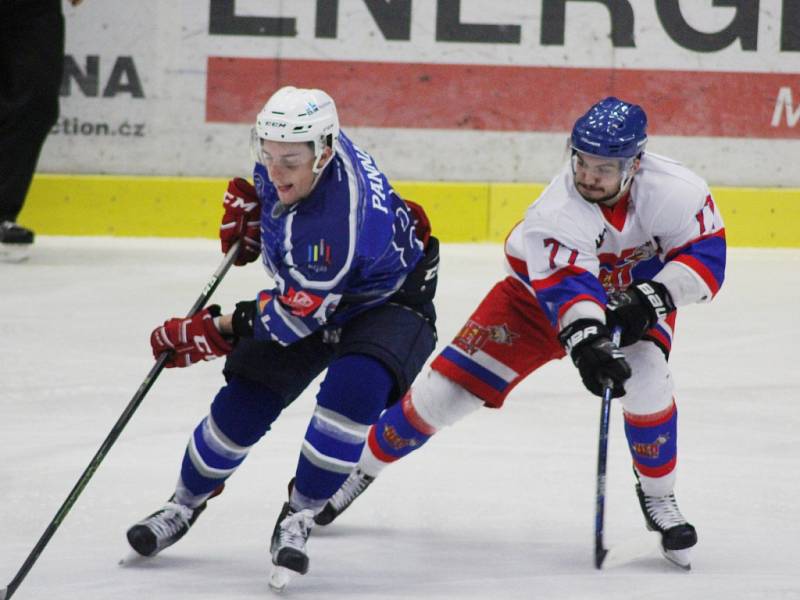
[606,280,675,347]
[231,300,257,338]
[558,319,631,398]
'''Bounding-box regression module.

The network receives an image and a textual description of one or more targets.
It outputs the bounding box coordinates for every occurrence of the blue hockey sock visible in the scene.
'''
[624,400,678,481]
[364,387,437,468]
[176,376,284,506]
[292,355,392,509]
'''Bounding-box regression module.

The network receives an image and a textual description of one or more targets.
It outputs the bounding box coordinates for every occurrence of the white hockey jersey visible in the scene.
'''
[505,152,726,351]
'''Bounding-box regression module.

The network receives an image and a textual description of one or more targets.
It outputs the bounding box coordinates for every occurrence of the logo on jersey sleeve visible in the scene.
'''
[306,238,332,273]
[278,287,324,317]
[453,320,519,355]
[257,290,272,313]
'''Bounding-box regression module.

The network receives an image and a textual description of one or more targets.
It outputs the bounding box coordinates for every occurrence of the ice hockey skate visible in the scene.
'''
[314,467,375,526]
[0,221,34,262]
[268,502,315,591]
[636,482,697,569]
[126,495,209,558]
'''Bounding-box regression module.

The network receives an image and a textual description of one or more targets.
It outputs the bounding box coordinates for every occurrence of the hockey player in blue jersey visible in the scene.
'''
[125,86,439,581]
[316,97,726,570]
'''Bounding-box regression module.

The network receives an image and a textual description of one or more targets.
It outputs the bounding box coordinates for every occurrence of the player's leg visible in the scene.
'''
[318,277,565,524]
[619,340,697,567]
[271,354,393,574]
[126,376,285,557]
[271,301,437,573]
[126,335,333,557]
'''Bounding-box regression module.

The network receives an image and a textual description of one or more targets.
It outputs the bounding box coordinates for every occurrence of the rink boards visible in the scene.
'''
[18,174,800,248]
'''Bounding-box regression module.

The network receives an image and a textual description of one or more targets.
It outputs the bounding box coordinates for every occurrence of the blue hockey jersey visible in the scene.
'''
[250,131,424,346]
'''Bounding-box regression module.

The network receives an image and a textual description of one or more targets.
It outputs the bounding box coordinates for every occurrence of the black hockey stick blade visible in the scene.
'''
[594,545,609,569]
[0,241,241,600]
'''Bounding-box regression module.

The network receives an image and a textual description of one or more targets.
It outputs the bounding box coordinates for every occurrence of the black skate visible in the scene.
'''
[314,467,374,526]
[270,502,315,575]
[636,482,697,569]
[127,488,220,557]
[0,221,34,245]
[0,221,34,262]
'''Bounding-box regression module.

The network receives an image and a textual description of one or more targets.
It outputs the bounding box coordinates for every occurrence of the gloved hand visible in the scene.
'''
[150,305,233,368]
[558,319,631,398]
[607,280,675,347]
[220,178,261,266]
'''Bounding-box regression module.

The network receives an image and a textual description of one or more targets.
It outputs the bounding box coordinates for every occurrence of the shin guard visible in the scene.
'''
[624,400,678,493]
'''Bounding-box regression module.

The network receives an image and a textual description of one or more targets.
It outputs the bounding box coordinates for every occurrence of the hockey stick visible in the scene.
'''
[594,327,622,570]
[0,241,241,600]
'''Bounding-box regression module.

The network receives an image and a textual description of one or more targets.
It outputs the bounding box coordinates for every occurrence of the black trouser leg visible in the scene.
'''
[0,0,64,222]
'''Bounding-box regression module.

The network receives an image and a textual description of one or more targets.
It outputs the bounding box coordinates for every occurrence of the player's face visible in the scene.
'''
[260,141,318,205]
[572,152,627,204]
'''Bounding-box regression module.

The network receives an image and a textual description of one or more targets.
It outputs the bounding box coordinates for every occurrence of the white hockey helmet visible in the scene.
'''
[254,86,339,173]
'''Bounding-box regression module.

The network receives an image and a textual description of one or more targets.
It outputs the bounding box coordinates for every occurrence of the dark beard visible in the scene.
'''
[576,183,620,205]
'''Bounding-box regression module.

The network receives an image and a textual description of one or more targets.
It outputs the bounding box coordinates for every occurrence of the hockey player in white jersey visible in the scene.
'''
[317,97,726,570]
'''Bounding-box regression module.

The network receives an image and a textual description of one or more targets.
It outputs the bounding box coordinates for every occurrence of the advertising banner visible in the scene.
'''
[42,0,800,186]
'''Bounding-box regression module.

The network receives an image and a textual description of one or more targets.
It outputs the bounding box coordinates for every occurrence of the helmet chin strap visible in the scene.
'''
[604,173,634,205]
[309,150,332,189]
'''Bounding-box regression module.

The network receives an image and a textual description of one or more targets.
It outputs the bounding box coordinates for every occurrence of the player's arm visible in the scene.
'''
[653,191,726,305]
[607,189,726,346]
[525,223,630,398]
[525,226,607,329]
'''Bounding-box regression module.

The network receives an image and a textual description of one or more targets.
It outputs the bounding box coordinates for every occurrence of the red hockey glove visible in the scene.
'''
[404,199,431,248]
[150,305,233,368]
[220,178,261,266]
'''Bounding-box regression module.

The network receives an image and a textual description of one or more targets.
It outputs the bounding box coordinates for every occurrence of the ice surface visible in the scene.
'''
[1,238,799,599]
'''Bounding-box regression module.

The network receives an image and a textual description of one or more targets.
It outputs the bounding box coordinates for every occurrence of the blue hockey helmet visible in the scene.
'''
[570,97,647,159]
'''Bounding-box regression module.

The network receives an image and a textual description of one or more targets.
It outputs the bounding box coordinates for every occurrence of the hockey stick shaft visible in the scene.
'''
[0,241,240,600]
[594,327,621,570]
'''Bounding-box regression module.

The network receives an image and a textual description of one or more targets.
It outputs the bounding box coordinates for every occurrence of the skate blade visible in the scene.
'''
[661,547,692,570]
[268,566,293,593]
[118,550,151,567]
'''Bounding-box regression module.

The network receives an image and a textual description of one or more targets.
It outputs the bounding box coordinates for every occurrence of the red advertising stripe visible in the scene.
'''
[207,57,799,138]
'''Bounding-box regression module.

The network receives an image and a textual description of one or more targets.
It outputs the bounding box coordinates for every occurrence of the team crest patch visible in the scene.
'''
[599,241,658,290]
[453,320,519,355]
[382,424,419,451]
[631,434,669,459]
